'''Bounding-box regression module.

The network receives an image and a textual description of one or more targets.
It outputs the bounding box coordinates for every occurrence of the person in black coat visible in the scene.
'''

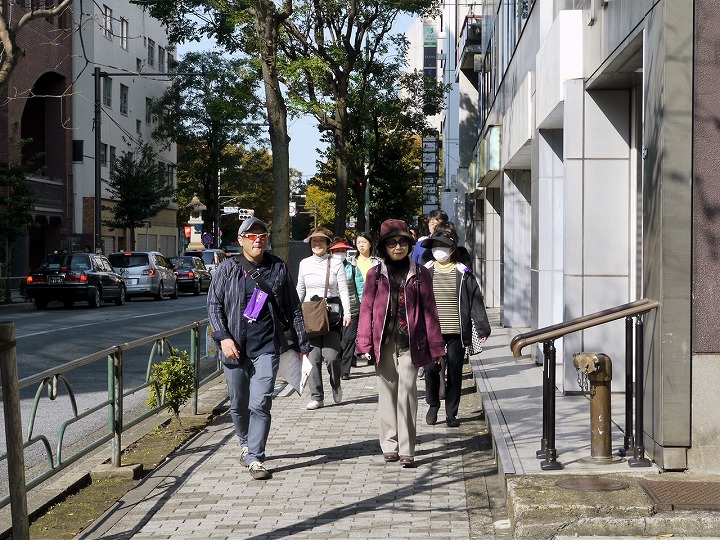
[421,224,490,427]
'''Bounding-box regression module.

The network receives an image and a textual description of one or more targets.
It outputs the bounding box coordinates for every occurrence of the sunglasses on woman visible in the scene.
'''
[241,233,269,241]
[386,238,410,248]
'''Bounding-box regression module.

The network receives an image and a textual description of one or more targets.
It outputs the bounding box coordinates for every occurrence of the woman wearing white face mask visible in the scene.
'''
[421,222,491,427]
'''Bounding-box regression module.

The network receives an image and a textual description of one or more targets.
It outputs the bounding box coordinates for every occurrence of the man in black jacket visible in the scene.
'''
[208,217,311,480]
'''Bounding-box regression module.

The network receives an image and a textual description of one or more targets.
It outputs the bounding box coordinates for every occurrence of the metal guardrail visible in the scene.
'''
[0,318,220,534]
[0,277,30,304]
[510,299,660,470]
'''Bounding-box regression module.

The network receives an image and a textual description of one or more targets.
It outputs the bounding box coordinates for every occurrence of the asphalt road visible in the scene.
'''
[0,292,211,494]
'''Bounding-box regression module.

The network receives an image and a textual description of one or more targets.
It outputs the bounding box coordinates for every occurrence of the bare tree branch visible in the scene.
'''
[0,0,73,91]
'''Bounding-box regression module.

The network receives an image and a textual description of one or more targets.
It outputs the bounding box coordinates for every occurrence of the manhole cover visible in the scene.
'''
[556,476,629,492]
[639,480,720,511]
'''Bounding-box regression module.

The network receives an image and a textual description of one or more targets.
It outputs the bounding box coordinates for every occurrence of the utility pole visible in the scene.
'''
[93,67,103,253]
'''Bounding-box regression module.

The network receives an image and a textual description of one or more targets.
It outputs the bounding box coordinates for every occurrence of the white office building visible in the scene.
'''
[419,0,720,473]
[71,1,177,255]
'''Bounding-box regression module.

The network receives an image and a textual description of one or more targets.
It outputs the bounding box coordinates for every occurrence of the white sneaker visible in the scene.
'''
[306,399,324,410]
[332,385,343,404]
[240,446,249,461]
[248,461,272,480]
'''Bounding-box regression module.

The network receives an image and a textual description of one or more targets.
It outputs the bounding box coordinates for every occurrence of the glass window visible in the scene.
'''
[120,84,128,115]
[109,146,116,173]
[146,98,152,124]
[158,46,165,73]
[136,58,142,73]
[73,140,83,162]
[136,119,142,134]
[100,144,107,167]
[167,52,175,73]
[102,76,112,107]
[120,18,128,50]
[103,5,113,39]
[147,38,155,67]
[108,253,151,268]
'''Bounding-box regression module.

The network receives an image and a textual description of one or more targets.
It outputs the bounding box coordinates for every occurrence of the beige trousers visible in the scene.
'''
[376,336,419,457]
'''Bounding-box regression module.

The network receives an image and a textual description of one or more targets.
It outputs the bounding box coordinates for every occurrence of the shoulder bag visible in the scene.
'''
[237,256,290,330]
[302,258,343,337]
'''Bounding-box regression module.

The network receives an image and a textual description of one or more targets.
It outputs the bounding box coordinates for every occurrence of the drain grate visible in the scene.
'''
[639,480,720,511]
[556,476,629,492]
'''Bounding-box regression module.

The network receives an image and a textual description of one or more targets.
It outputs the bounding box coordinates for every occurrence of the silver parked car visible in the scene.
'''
[108,251,178,300]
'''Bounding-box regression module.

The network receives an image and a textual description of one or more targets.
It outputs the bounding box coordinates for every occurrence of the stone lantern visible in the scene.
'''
[186,194,207,250]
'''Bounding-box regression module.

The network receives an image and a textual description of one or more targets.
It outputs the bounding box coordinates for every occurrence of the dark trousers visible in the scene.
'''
[424,334,464,420]
[340,314,359,376]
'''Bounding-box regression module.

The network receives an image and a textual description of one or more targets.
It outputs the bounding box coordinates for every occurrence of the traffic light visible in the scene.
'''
[238,209,255,219]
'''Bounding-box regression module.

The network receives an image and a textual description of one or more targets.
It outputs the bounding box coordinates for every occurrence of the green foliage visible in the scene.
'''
[147,348,195,418]
[151,51,265,230]
[0,161,36,240]
[0,129,40,240]
[103,142,175,248]
[304,184,336,230]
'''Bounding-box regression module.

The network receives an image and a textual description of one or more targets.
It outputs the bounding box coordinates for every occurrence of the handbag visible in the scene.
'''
[468,319,484,355]
[301,258,336,337]
[326,296,343,328]
[301,298,330,337]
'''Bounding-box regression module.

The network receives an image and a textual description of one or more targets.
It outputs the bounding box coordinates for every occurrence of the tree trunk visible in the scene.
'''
[356,170,367,233]
[254,0,291,263]
[129,227,136,251]
[333,126,350,237]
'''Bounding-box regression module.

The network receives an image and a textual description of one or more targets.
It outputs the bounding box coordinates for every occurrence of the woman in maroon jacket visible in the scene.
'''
[356,219,446,467]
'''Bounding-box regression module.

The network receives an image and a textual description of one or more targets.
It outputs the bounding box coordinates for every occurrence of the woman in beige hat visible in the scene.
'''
[297,227,351,410]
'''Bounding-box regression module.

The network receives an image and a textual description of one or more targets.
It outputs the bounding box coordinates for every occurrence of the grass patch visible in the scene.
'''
[27,416,208,539]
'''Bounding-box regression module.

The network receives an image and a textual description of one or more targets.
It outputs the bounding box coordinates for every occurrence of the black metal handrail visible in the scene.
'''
[510,299,659,470]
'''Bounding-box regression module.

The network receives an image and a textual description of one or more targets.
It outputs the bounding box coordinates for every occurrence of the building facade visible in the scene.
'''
[71,1,177,256]
[437,0,718,473]
[1,2,74,273]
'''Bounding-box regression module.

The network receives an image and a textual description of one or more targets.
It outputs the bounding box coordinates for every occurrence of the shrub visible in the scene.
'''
[147,348,195,433]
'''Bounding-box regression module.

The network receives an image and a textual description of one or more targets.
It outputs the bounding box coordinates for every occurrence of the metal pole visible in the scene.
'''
[537,341,549,459]
[4,237,11,303]
[0,322,30,539]
[93,67,103,254]
[191,325,199,415]
[629,315,651,467]
[541,340,562,470]
[216,169,221,248]
[624,316,634,452]
[364,175,370,233]
[112,348,123,467]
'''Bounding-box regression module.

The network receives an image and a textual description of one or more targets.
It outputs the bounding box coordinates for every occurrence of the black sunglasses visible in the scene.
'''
[386,238,410,248]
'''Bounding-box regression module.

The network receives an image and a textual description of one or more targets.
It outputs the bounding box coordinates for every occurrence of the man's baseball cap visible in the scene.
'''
[238,217,269,235]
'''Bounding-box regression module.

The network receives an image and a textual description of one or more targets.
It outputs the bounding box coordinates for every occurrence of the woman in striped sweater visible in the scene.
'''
[422,222,491,427]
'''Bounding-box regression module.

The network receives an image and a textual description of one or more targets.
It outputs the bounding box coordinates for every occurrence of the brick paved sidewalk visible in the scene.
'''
[76,363,508,539]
